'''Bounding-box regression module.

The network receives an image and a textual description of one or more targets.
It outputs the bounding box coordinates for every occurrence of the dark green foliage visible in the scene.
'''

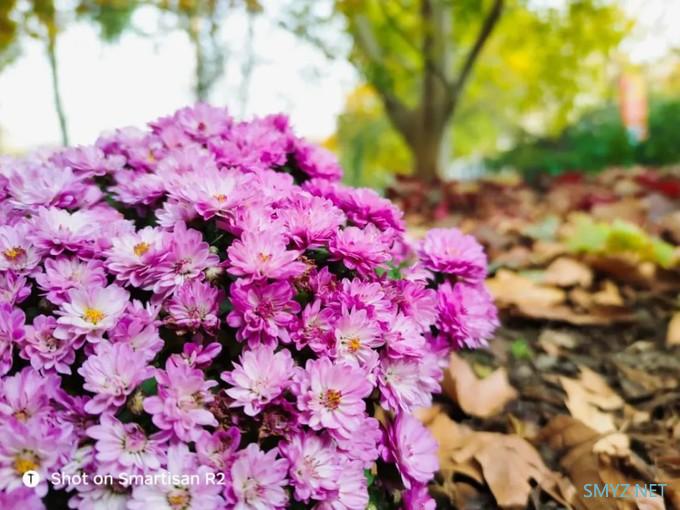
[490,97,680,178]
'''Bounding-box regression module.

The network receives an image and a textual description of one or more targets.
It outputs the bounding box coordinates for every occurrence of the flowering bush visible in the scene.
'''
[0,104,498,509]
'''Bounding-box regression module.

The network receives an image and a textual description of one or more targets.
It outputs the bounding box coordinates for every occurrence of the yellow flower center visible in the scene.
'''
[213,194,228,202]
[14,453,39,475]
[133,242,150,256]
[13,409,29,422]
[3,246,25,261]
[83,307,105,325]
[258,252,272,263]
[322,389,342,410]
[167,490,190,509]
[347,337,362,353]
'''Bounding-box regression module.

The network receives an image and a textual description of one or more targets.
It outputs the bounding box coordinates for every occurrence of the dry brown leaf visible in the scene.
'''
[531,239,569,264]
[445,426,574,508]
[521,303,634,325]
[487,269,633,324]
[539,329,579,356]
[539,417,620,510]
[615,363,678,396]
[585,255,659,289]
[667,312,680,347]
[487,269,566,308]
[559,367,624,433]
[663,478,680,509]
[544,257,594,287]
[570,281,625,309]
[427,410,483,483]
[443,353,518,418]
[593,433,631,456]
[538,416,667,510]
[591,198,646,225]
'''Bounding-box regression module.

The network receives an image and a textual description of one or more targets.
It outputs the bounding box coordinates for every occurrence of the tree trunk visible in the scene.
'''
[410,122,445,183]
[189,19,207,102]
[47,37,69,146]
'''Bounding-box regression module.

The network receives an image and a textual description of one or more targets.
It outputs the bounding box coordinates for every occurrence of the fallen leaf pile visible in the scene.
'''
[406,167,680,509]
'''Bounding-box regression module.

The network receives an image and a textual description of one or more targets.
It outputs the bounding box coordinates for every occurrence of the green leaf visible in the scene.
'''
[140,377,158,396]
[510,338,533,360]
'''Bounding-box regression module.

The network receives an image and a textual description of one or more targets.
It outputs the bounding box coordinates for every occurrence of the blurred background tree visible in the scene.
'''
[301,0,632,185]
[150,0,262,102]
[1,0,70,144]
[0,0,144,145]
[2,0,679,186]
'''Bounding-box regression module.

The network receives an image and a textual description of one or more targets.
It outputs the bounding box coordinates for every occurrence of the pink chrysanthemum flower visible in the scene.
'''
[295,357,373,437]
[105,226,166,289]
[403,484,437,510]
[151,222,220,297]
[128,444,224,510]
[35,257,107,305]
[0,271,31,305]
[292,139,343,181]
[166,279,223,333]
[334,277,393,322]
[384,413,439,489]
[279,432,340,502]
[87,414,163,477]
[226,444,289,509]
[227,280,300,347]
[78,342,153,414]
[377,354,441,413]
[332,416,382,469]
[387,280,438,332]
[108,310,164,361]
[20,315,77,374]
[338,186,405,232]
[0,487,44,510]
[143,357,218,442]
[0,367,56,423]
[0,223,41,273]
[29,207,99,256]
[315,459,369,510]
[0,303,25,376]
[328,224,391,276]
[53,145,125,177]
[436,281,499,349]
[172,102,232,141]
[195,428,240,471]
[0,419,73,498]
[278,193,346,250]
[383,313,426,359]
[170,167,252,220]
[333,307,382,367]
[227,229,306,281]
[0,104,498,507]
[56,284,129,343]
[417,227,488,282]
[221,345,295,417]
[295,299,335,353]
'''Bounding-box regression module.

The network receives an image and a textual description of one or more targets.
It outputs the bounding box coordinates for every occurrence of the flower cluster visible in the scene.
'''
[0,104,498,509]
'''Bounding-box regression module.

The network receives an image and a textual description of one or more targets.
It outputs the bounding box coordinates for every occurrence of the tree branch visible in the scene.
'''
[352,13,415,141]
[448,0,504,115]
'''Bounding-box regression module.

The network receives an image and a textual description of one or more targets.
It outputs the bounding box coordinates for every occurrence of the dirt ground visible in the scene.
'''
[402,168,680,510]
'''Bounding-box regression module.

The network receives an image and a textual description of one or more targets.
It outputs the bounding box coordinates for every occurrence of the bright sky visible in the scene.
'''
[0,0,678,152]
[0,4,358,151]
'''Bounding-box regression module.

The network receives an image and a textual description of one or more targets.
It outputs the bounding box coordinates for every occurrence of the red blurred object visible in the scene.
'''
[552,171,584,186]
[635,172,680,199]
[578,192,618,210]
